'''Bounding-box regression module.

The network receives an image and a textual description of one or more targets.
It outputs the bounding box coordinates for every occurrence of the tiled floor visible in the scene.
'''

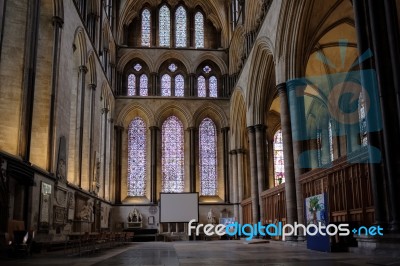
[2,240,400,266]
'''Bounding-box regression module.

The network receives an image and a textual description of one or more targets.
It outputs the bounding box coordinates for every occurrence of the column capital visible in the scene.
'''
[52,16,64,27]
[237,149,246,154]
[187,126,197,131]
[108,118,114,123]
[115,125,124,131]
[247,126,255,133]
[229,149,237,155]
[88,83,96,90]
[79,65,88,74]
[221,127,230,133]
[149,126,159,131]
[276,82,287,95]
[101,107,109,114]
[254,124,266,132]
[286,79,307,93]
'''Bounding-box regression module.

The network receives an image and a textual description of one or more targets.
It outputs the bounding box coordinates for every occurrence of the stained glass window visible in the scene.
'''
[141,9,151,47]
[168,63,177,72]
[140,74,148,96]
[127,117,147,196]
[127,74,136,96]
[317,130,322,166]
[273,130,285,186]
[175,6,187,47]
[175,74,184,97]
[198,76,206,97]
[328,120,334,162]
[134,63,142,72]
[195,12,204,48]
[161,74,171,96]
[209,76,217,98]
[199,118,218,196]
[159,5,170,47]
[203,65,211,73]
[358,92,368,146]
[162,116,184,193]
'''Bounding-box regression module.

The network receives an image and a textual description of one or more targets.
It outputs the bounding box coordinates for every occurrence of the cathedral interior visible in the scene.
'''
[1,0,400,264]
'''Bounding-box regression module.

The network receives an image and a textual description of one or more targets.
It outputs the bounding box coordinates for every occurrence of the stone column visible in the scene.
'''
[222,127,230,202]
[286,80,307,234]
[188,127,196,193]
[255,124,266,221]
[189,73,196,97]
[88,83,96,193]
[150,72,158,96]
[237,149,245,225]
[247,126,260,224]
[114,125,124,204]
[78,65,88,188]
[102,108,109,199]
[276,83,298,239]
[48,15,64,172]
[352,0,388,229]
[150,126,159,203]
[366,0,400,231]
[230,150,238,220]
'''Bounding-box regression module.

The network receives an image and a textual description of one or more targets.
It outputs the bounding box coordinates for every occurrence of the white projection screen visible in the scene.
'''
[160,193,199,223]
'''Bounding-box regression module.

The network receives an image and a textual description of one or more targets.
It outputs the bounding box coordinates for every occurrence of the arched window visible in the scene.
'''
[328,120,334,162]
[162,116,184,193]
[139,74,148,96]
[126,63,149,97]
[209,76,218,98]
[199,118,218,196]
[175,6,187,47]
[127,117,147,196]
[127,74,136,96]
[197,76,206,97]
[195,12,204,48]
[175,74,185,97]
[141,9,151,47]
[161,74,171,96]
[273,129,285,186]
[159,5,171,47]
[359,92,368,146]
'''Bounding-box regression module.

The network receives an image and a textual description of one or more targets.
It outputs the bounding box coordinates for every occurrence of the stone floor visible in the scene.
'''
[2,240,400,266]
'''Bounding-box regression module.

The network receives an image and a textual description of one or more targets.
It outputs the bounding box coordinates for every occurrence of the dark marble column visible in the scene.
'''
[222,127,230,202]
[150,126,159,203]
[102,108,109,199]
[352,0,388,228]
[188,127,197,193]
[88,83,97,193]
[48,15,63,172]
[247,126,260,224]
[114,125,124,204]
[366,0,400,231]
[78,65,88,188]
[237,149,245,224]
[255,124,266,221]
[230,150,238,219]
[276,83,297,239]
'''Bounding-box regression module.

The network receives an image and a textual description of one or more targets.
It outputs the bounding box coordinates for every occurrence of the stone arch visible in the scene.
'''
[229,25,245,75]
[73,27,87,66]
[117,52,154,72]
[192,53,228,75]
[117,103,155,128]
[193,102,228,130]
[230,88,247,149]
[155,102,191,129]
[87,51,97,86]
[246,37,275,126]
[155,51,191,73]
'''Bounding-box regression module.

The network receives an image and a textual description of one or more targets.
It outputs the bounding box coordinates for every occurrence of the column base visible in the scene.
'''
[349,233,400,256]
